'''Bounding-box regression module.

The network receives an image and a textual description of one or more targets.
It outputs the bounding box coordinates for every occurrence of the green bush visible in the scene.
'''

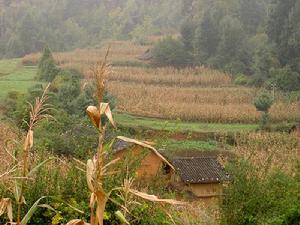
[152,37,194,67]
[37,46,60,81]
[254,91,274,112]
[221,160,300,225]
[254,91,274,130]
[270,66,300,92]
[34,111,97,158]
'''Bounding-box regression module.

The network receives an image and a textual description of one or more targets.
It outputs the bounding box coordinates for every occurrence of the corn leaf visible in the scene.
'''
[66,219,90,225]
[129,189,186,205]
[116,136,174,170]
[115,210,130,225]
[100,103,116,128]
[27,157,55,177]
[86,106,100,128]
[20,196,47,225]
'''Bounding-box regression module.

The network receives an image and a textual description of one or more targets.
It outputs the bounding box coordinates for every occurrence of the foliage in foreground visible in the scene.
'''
[221,132,300,225]
[221,160,300,225]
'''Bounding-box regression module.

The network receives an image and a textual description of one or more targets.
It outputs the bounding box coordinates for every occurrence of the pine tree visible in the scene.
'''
[37,46,59,81]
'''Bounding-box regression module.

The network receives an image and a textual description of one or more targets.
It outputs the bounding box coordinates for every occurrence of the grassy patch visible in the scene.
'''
[115,113,258,133]
[156,139,218,151]
[0,66,37,81]
[0,62,40,99]
[0,59,21,76]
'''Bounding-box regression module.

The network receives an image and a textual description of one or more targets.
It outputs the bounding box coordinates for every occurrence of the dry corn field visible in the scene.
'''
[22,40,150,66]
[0,121,19,175]
[22,40,300,123]
[107,81,300,123]
[108,66,232,87]
[235,132,300,175]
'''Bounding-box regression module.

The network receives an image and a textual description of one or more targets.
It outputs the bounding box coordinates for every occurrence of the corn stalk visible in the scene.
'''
[14,84,53,224]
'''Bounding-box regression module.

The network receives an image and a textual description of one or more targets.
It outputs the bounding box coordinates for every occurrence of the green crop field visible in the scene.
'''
[115,113,258,133]
[0,59,40,99]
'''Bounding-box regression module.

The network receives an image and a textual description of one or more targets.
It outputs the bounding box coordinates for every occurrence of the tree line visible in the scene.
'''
[0,0,182,57]
[154,0,300,91]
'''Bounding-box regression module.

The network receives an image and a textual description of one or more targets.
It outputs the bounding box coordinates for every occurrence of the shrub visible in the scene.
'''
[37,46,60,81]
[34,111,97,158]
[270,66,300,91]
[254,91,273,112]
[254,91,274,130]
[151,37,194,68]
[221,160,300,225]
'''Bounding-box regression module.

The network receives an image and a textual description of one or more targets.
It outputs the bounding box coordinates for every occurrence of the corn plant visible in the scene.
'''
[0,84,56,225]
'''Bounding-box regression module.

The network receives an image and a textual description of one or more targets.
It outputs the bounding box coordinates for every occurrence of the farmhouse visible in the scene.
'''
[112,137,230,198]
[112,136,174,177]
[171,156,230,197]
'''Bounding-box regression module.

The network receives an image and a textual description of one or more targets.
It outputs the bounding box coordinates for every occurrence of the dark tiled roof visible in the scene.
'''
[112,139,134,153]
[173,157,229,184]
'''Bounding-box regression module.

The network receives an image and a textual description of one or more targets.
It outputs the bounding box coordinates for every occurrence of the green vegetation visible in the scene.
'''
[0,59,21,76]
[222,160,300,225]
[0,65,40,99]
[115,113,258,133]
[37,46,59,81]
[254,91,274,130]
[0,0,183,58]
[156,139,218,151]
[150,0,300,91]
[152,37,194,67]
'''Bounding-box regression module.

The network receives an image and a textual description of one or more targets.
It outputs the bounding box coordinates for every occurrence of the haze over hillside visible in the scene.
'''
[1,0,299,92]
[0,1,299,224]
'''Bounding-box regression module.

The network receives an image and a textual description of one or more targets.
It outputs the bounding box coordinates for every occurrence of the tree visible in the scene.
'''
[130,16,156,44]
[267,0,299,72]
[180,18,196,51]
[239,0,266,35]
[194,10,220,62]
[254,90,274,129]
[151,37,194,67]
[270,66,300,91]
[214,16,251,74]
[37,46,59,81]
[250,33,279,81]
